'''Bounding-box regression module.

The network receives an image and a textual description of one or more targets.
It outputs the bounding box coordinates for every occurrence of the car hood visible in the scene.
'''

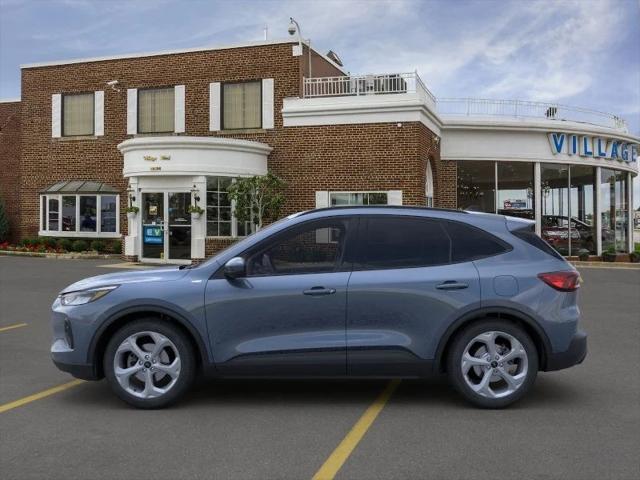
[60,267,189,294]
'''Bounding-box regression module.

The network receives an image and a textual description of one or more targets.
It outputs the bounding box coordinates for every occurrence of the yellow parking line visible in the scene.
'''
[0,323,28,333]
[0,379,85,414]
[312,380,401,480]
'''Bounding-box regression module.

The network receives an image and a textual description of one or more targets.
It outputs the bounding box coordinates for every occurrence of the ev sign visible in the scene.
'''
[548,132,638,163]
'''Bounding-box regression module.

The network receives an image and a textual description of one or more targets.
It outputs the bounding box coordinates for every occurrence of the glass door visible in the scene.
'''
[167,192,191,261]
[141,192,165,260]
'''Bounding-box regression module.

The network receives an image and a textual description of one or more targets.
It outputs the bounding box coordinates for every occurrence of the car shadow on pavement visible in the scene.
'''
[61,373,585,411]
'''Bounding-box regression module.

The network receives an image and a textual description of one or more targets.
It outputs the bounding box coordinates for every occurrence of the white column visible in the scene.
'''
[628,171,633,253]
[534,162,541,236]
[191,176,207,259]
[595,167,602,256]
[124,177,140,258]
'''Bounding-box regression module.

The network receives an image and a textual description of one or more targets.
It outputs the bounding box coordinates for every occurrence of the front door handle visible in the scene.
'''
[303,286,337,296]
[436,281,469,290]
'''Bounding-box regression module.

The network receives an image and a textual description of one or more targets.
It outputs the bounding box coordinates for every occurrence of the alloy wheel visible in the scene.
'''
[113,331,181,399]
[460,330,528,399]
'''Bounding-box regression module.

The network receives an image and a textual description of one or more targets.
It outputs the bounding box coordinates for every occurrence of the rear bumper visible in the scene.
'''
[544,330,587,371]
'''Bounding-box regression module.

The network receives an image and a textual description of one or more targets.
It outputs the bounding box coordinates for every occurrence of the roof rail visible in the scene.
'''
[298,205,467,216]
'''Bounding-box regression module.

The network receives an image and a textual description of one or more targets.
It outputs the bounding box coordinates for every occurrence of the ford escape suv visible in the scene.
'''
[51,207,587,409]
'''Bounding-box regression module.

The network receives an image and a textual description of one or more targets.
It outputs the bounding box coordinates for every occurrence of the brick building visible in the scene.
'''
[0,38,638,262]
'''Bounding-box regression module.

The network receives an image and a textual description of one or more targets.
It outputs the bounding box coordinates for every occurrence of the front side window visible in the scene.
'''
[247,219,348,276]
[63,92,94,136]
[358,217,450,269]
[138,87,175,133]
[223,81,261,130]
[330,192,388,206]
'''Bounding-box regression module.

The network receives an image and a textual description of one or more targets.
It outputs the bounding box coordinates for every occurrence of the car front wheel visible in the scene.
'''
[104,319,196,409]
[447,320,538,408]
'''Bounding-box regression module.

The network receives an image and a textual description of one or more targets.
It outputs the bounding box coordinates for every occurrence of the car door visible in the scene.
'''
[346,215,481,376]
[204,216,355,376]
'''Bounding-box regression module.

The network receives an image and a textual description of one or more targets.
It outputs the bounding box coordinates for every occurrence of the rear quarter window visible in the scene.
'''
[444,220,510,262]
[512,225,564,260]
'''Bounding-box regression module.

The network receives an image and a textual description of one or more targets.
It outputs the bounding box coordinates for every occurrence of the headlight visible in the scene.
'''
[59,286,118,306]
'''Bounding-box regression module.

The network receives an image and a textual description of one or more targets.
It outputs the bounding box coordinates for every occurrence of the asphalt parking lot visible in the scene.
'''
[1,256,639,480]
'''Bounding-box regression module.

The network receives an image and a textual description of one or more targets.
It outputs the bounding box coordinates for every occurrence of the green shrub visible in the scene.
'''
[72,240,88,252]
[90,240,106,253]
[109,239,122,254]
[58,238,73,252]
[19,237,36,247]
[40,237,58,249]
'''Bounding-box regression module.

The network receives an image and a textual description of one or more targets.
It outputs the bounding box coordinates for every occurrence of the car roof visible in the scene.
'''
[299,205,467,217]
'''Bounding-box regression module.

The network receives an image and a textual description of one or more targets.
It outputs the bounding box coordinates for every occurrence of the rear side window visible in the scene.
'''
[512,225,564,260]
[358,217,450,269]
[444,221,509,262]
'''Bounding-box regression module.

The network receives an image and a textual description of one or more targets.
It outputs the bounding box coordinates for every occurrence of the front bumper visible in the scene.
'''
[544,330,587,371]
[52,358,100,380]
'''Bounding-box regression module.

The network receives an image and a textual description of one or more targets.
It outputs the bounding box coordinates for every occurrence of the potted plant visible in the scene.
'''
[602,245,617,262]
[577,249,590,261]
[630,248,640,263]
[126,206,139,220]
[187,204,204,219]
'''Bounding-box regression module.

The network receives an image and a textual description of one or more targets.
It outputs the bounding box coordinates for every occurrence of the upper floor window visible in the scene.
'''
[330,192,388,206]
[138,87,175,133]
[223,81,261,130]
[62,92,94,136]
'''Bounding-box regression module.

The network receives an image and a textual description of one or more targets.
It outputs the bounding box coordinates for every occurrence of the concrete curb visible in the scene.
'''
[571,261,640,269]
[0,250,119,260]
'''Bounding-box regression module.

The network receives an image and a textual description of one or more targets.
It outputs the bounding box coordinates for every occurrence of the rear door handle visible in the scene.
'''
[303,286,337,296]
[436,281,469,290]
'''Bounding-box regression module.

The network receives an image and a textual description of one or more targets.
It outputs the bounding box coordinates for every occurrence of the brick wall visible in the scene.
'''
[15,41,449,259]
[0,101,21,242]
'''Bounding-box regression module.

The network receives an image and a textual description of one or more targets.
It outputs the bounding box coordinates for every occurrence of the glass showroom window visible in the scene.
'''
[329,192,388,206]
[497,162,534,220]
[541,164,570,256]
[569,166,596,255]
[205,177,251,237]
[138,87,175,133]
[222,81,261,130]
[40,194,119,236]
[62,92,94,136]
[601,169,629,253]
[457,161,495,212]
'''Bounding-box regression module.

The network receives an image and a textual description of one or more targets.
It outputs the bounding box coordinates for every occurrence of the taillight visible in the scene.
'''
[538,271,581,292]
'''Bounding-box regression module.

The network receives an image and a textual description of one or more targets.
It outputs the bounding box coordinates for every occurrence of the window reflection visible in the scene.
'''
[497,162,534,220]
[457,161,495,213]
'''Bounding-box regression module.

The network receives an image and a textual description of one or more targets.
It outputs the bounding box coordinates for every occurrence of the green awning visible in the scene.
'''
[41,180,119,194]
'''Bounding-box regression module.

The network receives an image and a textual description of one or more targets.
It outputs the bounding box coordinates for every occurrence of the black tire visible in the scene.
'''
[104,319,196,409]
[446,319,538,409]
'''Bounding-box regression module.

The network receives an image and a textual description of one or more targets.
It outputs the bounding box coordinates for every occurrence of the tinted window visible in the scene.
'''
[247,219,348,276]
[512,225,564,260]
[359,217,450,269]
[445,221,508,262]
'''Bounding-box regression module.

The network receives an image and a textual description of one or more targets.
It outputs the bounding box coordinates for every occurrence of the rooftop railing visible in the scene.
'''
[301,73,627,132]
[436,98,628,132]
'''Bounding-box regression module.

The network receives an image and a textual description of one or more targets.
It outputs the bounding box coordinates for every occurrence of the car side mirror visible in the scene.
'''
[223,257,246,279]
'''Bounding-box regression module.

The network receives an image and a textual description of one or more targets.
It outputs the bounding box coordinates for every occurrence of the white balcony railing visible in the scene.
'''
[301,73,628,132]
[436,98,627,131]
[303,72,436,104]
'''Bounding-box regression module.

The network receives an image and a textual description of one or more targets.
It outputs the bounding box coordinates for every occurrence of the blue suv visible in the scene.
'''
[51,207,587,408]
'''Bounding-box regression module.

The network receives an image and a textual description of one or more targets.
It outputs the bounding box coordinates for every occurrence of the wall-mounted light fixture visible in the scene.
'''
[191,185,201,204]
[126,187,136,205]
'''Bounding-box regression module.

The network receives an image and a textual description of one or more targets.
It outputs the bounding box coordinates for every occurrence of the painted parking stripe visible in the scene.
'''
[312,379,401,480]
[0,379,85,414]
[0,323,28,333]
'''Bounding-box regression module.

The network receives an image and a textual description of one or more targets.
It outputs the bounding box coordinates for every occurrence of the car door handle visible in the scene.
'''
[303,286,337,296]
[436,281,469,290]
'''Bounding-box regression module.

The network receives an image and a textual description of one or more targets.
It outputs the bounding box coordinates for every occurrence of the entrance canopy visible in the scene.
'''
[41,180,119,194]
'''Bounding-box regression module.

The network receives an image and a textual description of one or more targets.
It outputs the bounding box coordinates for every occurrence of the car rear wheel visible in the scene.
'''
[447,320,538,408]
[104,319,196,409]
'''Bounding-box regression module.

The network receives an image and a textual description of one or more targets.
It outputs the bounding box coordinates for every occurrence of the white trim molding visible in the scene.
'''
[209,82,221,131]
[51,94,61,138]
[119,136,271,178]
[174,85,186,133]
[126,88,137,135]
[262,78,275,129]
[94,90,104,136]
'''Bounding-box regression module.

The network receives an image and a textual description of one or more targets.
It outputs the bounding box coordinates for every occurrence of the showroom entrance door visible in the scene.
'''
[141,192,192,263]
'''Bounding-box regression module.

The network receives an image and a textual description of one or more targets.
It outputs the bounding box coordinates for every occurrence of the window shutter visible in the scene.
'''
[94,91,104,136]
[209,82,221,131]
[127,88,137,135]
[315,191,329,208]
[387,190,403,205]
[174,85,185,133]
[51,94,61,138]
[262,78,274,129]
